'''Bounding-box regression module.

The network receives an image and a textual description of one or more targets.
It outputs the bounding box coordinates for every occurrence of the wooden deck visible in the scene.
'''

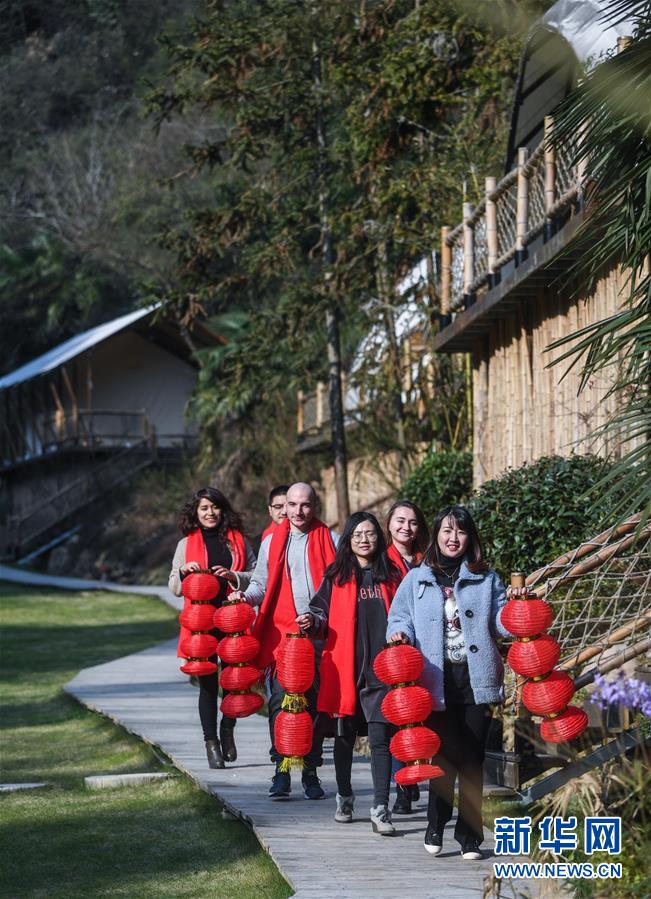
[2,566,538,899]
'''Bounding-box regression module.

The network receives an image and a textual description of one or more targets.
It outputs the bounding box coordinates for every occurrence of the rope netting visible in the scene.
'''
[502,516,651,731]
[526,516,650,676]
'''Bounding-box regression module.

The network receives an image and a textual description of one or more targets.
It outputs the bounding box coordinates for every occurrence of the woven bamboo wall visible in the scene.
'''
[472,266,632,486]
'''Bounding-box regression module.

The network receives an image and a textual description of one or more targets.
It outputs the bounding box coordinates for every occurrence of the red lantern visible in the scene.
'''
[217,634,260,664]
[220,664,260,692]
[213,599,255,634]
[179,632,219,659]
[182,571,219,602]
[395,763,444,786]
[390,725,441,762]
[507,634,560,678]
[274,710,313,760]
[501,597,554,637]
[381,685,433,726]
[277,633,315,695]
[180,659,218,676]
[179,602,216,632]
[540,706,588,743]
[221,691,264,718]
[522,671,575,716]
[373,643,424,685]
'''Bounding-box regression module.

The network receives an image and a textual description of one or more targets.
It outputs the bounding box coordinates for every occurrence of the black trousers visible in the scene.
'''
[426,703,492,846]
[197,656,236,741]
[334,719,393,807]
[267,671,323,769]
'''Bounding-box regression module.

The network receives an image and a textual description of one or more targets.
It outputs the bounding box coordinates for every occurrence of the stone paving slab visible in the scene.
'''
[3,567,538,898]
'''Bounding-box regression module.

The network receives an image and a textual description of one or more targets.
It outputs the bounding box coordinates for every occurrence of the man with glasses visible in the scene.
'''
[234,482,338,799]
[251,485,289,556]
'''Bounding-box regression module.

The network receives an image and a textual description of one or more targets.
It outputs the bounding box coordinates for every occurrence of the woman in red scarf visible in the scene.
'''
[169,487,256,769]
[384,499,429,815]
[385,499,429,577]
[297,512,400,835]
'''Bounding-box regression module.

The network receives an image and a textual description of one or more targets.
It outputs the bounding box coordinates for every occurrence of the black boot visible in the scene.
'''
[205,738,225,769]
[220,721,237,762]
[392,784,412,815]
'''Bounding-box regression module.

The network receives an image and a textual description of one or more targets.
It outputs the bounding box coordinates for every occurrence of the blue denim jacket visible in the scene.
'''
[386,561,509,710]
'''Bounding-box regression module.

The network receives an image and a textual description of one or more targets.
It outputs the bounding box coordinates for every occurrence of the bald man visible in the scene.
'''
[236,482,338,799]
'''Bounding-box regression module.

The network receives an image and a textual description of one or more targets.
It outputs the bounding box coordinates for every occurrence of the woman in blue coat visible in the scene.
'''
[387,505,508,860]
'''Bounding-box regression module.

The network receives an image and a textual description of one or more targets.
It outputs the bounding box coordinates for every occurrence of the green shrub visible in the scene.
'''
[401,447,473,522]
[469,454,630,581]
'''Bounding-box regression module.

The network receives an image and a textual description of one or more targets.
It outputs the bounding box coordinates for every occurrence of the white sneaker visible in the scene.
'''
[461,841,483,860]
[370,804,396,836]
[334,792,354,823]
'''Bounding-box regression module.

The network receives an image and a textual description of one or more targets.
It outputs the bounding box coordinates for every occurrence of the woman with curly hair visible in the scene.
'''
[169,486,256,769]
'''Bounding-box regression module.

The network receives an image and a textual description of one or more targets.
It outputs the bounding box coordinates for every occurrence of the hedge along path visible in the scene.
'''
[0,566,534,899]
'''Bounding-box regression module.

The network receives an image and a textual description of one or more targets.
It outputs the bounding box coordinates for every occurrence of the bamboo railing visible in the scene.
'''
[440,116,582,318]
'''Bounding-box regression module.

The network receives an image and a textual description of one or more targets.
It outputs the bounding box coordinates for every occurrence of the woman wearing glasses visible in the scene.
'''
[296,512,400,835]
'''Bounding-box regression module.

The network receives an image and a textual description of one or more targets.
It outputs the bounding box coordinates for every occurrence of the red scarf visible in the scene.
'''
[317,573,398,717]
[252,517,336,669]
[387,542,420,579]
[177,527,246,658]
[261,522,277,541]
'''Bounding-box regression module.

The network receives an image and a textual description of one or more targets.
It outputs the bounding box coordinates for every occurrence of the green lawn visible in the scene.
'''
[0,582,291,899]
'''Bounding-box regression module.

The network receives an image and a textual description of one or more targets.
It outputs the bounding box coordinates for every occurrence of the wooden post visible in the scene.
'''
[297,390,305,434]
[516,147,529,264]
[463,201,474,309]
[316,381,326,428]
[543,116,556,240]
[502,571,526,763]
[440,226,451,326]
[485,176,498,284]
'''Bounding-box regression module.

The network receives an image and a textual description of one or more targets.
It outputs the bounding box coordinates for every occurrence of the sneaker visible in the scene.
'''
[370,804,396,836]
[334,792,355,823]
[424,825,443,856]
[461,840,483,860]
[302,768,325,800]
[392,784,412,815]
[268,769,291,799]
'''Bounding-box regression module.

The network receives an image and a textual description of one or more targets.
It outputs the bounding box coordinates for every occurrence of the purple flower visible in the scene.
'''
[592,673,651,718]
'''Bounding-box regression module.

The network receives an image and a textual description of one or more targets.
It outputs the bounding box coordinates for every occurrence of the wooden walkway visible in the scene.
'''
[2,566,536,899]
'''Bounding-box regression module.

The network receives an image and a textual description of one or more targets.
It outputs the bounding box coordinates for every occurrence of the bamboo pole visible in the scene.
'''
[527,513,643,586]
[463,203,474,302]
[574,635,651,688]
[486,176,498,279]
[532,524,650,597]
[440,226,451,319]
[559,610,651,672]
[516,147,529,260]
[543,116,555,233]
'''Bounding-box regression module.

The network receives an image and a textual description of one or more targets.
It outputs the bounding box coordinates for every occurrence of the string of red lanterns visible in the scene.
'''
[274,633,315,772]
[179,571,220,676]
[373,642,443,786]
[504,573,588,743]
[214,598,264,718]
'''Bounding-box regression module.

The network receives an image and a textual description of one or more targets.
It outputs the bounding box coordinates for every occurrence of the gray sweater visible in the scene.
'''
[244,528,339,615]
[168,535,257,597]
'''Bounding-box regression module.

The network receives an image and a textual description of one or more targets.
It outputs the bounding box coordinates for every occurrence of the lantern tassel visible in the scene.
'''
[278,756,305,773]
[281,692,308,713]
